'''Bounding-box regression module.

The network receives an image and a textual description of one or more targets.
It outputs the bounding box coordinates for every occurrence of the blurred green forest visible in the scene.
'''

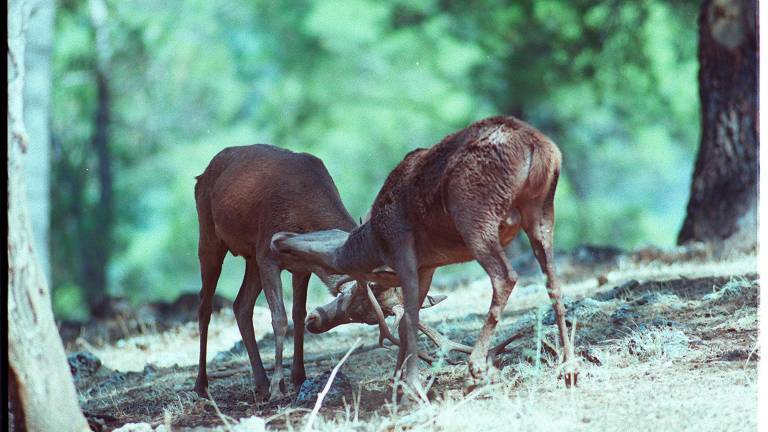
[50,0,701,319]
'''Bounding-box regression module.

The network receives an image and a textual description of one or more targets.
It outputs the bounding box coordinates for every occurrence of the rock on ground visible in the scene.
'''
[293,370,354,408]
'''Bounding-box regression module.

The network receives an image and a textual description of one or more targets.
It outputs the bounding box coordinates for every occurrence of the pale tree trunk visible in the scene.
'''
[23,0,55,284]
[678,0,758,246]
[8,0,90,430]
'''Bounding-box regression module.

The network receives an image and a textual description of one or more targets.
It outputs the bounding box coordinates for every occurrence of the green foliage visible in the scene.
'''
[50,0,701,318]
[52,283,89,321]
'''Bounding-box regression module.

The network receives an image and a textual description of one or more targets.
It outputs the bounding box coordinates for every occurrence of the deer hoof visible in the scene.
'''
[253,382,271,402]
[268,378,288,402]
[194,376,209,399]
[291,370,307,388]
[194,384,209,399]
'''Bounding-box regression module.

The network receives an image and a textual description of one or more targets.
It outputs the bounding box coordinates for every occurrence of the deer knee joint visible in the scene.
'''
[272,316,288,335]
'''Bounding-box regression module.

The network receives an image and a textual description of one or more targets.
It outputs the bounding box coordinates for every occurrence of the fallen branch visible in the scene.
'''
[303,338,361,432]
[205,389,234,432]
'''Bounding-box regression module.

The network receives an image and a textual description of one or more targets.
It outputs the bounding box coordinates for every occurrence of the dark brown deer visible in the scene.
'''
[271,116,576,396]
[193,144,362,401]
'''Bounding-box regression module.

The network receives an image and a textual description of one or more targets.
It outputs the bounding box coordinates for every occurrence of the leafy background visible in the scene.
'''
[50,0,700,318]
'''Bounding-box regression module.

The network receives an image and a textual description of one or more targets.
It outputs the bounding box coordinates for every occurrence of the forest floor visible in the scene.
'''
[61,245,759,431]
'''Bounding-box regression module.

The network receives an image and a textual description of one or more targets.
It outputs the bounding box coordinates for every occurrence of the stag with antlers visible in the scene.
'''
[271,116,577,397]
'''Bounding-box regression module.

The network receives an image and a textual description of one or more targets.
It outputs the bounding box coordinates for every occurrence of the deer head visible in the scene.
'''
[305,281,447,334]
[305,282,389,333]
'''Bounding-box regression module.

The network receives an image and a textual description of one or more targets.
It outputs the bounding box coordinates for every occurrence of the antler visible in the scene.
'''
[417,321,525,361]
[363,285,526,365]
[363,284,435,364]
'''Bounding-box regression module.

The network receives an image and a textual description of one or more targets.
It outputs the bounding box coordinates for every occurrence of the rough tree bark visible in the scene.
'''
[23,0,55,284]
[678,0,758,246]
[7,0,90,430]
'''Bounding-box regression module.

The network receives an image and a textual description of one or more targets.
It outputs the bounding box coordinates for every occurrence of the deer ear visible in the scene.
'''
[364,268,401,288]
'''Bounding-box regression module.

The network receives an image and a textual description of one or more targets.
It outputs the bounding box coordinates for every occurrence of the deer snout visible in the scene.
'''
[305,312,323,334]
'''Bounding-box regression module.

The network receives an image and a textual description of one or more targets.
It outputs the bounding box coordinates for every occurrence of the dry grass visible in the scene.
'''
[308,335,757,432]
[77,254,759,431]
[426,255,757,325]
[83,307,269,371]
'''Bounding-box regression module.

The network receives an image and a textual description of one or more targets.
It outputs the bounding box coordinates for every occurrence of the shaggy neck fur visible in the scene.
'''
[335,222,383,274]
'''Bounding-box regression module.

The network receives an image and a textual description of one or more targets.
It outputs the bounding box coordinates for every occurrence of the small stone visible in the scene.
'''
[293,370,354,408]
[67,351,102,379]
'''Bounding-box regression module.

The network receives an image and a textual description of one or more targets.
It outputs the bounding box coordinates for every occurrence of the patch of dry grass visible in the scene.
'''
[85,307,270,371]
[81,254,759,431]
[307,340,757,432]
[426,255,757,325]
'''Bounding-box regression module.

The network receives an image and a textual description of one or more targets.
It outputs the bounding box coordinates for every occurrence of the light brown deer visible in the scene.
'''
[271,116,577,396]
[193,144,362,401]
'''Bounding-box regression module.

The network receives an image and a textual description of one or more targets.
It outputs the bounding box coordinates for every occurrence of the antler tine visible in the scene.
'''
[364,285,522,365]
[363,284,434,364]
[364,283,400,347]
[486,329,526,360]
[417,321,527,362]
[417,322,473,354]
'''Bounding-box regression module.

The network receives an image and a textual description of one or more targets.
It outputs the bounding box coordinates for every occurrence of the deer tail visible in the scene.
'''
[527,139,561,199]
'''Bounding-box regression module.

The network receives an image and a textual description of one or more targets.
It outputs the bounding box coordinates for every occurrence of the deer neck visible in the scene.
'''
[334,222,382,274]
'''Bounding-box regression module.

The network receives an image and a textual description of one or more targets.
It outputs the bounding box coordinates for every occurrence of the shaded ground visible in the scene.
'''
[63,247,759,431]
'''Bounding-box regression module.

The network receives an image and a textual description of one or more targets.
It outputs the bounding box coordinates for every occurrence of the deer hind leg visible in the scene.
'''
[233,259,270,400]
[457,219,518,379]
[291,272,311,387]
[194,237,227,397]
[521,197,577,387]
[259,258,289,400]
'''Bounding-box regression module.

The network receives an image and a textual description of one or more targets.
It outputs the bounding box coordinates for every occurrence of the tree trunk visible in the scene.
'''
[7,0,90,430]
[23,0,55,284]
[82,72,113,310]
[678,0,758,245]
[82,0,114,311]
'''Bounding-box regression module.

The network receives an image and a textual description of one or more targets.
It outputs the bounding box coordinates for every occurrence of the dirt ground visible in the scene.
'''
[62,247,759,431]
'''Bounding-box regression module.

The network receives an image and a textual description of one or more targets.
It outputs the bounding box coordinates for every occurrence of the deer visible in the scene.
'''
[193,144,365,401]
[271,116,577,397]
[193,144,445,401]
